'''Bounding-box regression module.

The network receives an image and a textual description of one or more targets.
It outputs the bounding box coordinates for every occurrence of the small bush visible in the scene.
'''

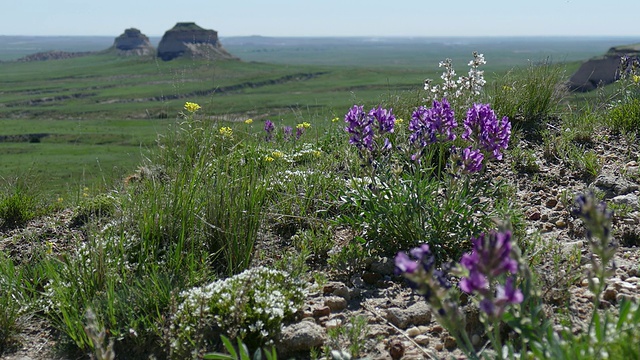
[170,266,306,358]
[0,184,38,230]
[608,97,640,134]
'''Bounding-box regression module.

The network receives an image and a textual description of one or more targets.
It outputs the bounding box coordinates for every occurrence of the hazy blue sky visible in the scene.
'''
[2,0,640,37]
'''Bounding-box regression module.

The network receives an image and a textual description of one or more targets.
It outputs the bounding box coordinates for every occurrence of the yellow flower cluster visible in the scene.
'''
[271,151,284,159]
[245,118,253,124]
[219,127,233,138]
[184,102,201,113]
[395,118,404,125]
[332,117,340,122]
[633,75,640,84]
[296,122,311,129]
[264,156,275,162]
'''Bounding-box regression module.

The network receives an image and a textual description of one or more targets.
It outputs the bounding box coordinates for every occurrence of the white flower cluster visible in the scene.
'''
[423,51,487,106]
[170,266,306,357]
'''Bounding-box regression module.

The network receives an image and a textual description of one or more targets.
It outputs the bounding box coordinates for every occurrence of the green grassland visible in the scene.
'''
[0,36,626,195]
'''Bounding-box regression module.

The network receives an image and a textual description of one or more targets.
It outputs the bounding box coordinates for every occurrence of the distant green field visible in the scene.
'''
[0,36,630,195]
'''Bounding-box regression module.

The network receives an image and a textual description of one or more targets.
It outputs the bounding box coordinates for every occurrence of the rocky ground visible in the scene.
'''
[2,129,640,360]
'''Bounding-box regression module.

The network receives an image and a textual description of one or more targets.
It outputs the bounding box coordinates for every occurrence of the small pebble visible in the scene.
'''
[555,219,567,228]
[434,343,444,351]
[414,335,430,345]
[406,326,421,337]
[443,336,457,350]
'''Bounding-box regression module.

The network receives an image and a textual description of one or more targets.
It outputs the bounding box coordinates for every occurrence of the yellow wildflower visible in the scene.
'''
[297,122,311,129]
[633,75,640,84]
[245,118,253,124]
[184,102,201,113]
[332,117,340,122]
[219,127,233,138]
[313,150,322,157]
[271,151,284,159]
[395,118,404,125]
[264,156,274,162]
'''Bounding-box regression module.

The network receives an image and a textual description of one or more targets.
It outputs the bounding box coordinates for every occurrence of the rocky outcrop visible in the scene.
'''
[112,28,154,56]
[568,43,640,92]
[157,22,237,61]
[17,50,91,62]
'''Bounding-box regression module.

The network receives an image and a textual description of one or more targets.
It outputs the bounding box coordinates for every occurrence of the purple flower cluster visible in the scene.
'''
[395,244,451,305]
[409,99,457,160]
[264,120,275,142]
[459,230,522,317]
[344,105,395,152]
[462,104,511,160]
[283,126,293,141]
[460,146,484,173]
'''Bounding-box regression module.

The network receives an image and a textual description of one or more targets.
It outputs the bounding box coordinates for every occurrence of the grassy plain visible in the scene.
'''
[0,36,628,195]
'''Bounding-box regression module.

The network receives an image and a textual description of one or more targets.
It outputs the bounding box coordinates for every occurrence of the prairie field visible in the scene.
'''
[1,35,640,360]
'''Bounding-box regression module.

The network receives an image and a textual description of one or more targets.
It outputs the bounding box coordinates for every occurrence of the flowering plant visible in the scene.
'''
[395,229,523,359]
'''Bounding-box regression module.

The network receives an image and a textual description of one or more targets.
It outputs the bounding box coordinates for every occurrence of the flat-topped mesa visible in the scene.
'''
[568,43,640,92]
[112,28,155,56]
[157,22,237,61]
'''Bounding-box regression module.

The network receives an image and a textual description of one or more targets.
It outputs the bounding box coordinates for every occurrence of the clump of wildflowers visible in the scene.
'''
[184,102,201,113]
[345,105,396,153]
[394,244,453,314]
[462,104,511,160]
[244,118,253,125]
[283,126,293,141]
[264,120,275,141]
[458,230,522,319]
[218,126,233,139]
[423,52,487,109]
[295,122,311,140]
[408,99,457,161]
[170,266,306,357]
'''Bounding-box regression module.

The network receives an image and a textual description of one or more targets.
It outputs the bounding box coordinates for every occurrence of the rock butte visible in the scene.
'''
[111,28,155,57]
[156,22,237,61]
[568,43,640,92]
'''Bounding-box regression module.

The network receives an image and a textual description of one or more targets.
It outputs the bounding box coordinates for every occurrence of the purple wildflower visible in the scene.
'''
[409,99,457,161]
[283,126,293,141]
[295,126,305,140]
[462,104,511,160]
[495,277,524,306]
[368,105,396,134]
[458,230,522,318]
[345,105,374,151]
[460,146,484,173]
[344,104,395,153]
[264,120,275,141]
[394,252,419,275]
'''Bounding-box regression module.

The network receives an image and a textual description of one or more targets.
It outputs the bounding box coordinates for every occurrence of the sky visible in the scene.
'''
[2,0,640,38]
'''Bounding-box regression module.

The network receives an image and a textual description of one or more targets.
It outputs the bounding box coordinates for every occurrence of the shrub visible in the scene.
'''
[608,97,640,134]
[490,60,566,135]
[170,266,306,359]
[0,183,38,230]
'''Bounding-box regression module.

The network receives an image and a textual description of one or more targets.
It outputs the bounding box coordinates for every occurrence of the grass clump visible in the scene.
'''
[490,59,566,135]
[0,181,39,230]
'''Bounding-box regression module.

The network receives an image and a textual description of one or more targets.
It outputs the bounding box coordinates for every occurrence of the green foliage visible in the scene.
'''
[339,165,498,262]
[170,267,306,359]
[608,97,640,134]
[71,192,118,226]
[325,315,370,359]
[0,252,28,353]
[0,181,38,229]
[490,60,566,134]
[204,335,277,360]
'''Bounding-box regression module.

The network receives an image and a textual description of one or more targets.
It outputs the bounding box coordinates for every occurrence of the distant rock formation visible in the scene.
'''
[157,22,237,61]
[17,50,92,62]
[112,28,155,56]
[568,43,640,92]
